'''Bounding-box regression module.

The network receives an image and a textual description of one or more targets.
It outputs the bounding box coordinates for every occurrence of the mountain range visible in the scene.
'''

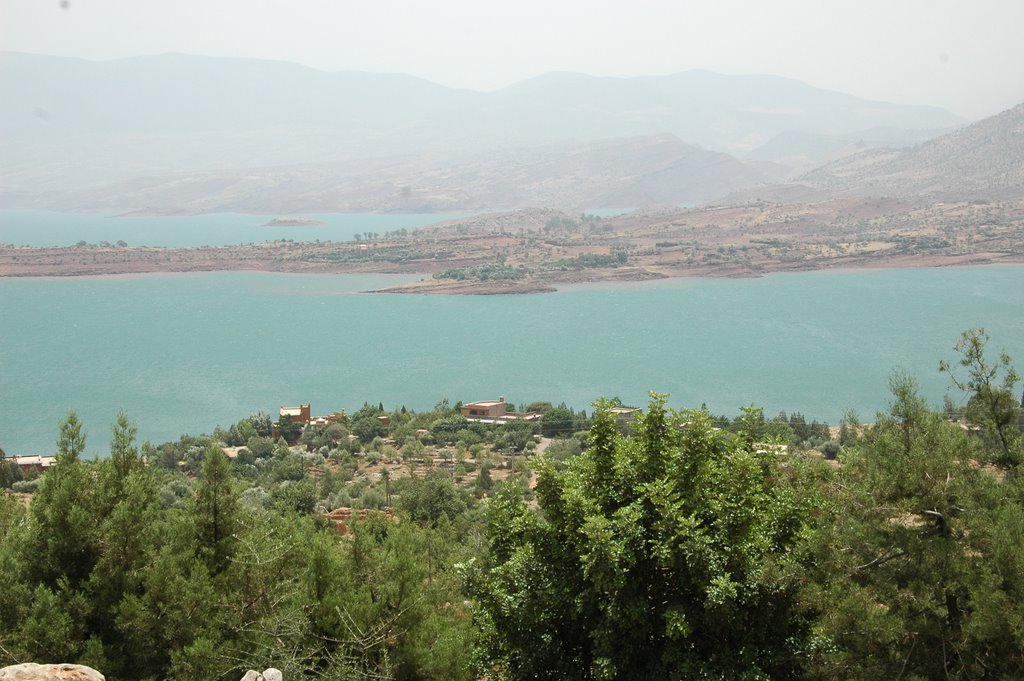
[2,51,1011,213]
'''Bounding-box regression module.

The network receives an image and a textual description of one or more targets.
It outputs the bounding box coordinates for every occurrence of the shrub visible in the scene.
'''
[11,479,40,493]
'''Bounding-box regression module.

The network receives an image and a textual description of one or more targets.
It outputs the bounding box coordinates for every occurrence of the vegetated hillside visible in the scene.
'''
[1,134,778,214]
[0,52,963,212]
[799,101,1024,200]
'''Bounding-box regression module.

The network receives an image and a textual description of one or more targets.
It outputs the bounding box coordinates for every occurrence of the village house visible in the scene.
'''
[280,403,311,424]
[12,455,57,473]
[461,396,542,424]
[272,403,343,437]
[461,397,508,419]
[609,406,641,420]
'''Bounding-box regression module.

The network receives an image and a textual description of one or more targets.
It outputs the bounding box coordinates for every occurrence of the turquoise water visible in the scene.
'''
[0,210,466,247]
[1,265,1022,455]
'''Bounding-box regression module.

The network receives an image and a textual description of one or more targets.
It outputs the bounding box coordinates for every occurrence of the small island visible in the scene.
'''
[261,217,325,227]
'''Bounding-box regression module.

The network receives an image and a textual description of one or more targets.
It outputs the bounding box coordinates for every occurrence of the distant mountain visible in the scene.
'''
[799,102,1024,200]
[747,126,958,171]
[0,52,967,212]
[3,135,778,214]
[493,70,963,153]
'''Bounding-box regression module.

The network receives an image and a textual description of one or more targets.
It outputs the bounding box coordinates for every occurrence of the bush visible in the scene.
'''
[324,490,353,510]
[270,456,306,482]
[818,439,842,459]
[380,444,400,463]
[272,480,316,514]
[456,429,481,447]
[234,448,255,466]
[358,488,387,510]
[246,436,275,458]
[11,479,40,493]
[474,464,494,496]
[238,486,271,510]
[158,479,193,508]
[401,439,425,461]
[544,437,582,463]
[396,469,470,525]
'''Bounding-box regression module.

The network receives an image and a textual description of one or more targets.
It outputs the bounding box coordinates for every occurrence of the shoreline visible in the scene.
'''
[1,246,1021,294]
[2,197,1021,293]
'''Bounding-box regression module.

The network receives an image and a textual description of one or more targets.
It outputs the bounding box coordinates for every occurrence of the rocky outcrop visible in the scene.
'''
[0,664,104,681]
[324,506,395,535]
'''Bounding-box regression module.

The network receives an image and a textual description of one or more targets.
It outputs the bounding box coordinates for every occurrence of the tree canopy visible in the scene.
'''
[470,395,814,680]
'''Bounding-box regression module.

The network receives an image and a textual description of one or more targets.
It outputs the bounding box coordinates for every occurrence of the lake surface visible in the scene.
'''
[2,265,1022,455]
[0,210,466,247]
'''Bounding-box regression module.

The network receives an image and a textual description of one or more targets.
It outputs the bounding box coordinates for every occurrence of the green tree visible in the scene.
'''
[806,371,1024,679]
[471,394,812,680]
[246,435,275,458]
[110,411,142,479]
[57,410,86,462]
[29,412,98,586]
[275,414,303,444]
[494,420,537,453]
[541,403,575,437]
[87,464,160,676]
[193,446,237,575]
[940,328,1022,466]
[473,464,494,497]
[397,469,471,527]
[115,515,219,680]
[0,444,22,489]
[430,414,469,444]
[249,411,274,437]
[352,415,386,444]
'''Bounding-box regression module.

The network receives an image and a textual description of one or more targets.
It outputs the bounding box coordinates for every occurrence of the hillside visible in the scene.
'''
[747,125,957,170]
[800,102,1024,200]
[1,134,777,214]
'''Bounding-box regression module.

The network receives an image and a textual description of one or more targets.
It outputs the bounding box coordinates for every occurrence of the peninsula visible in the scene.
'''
[1,199,1022,294]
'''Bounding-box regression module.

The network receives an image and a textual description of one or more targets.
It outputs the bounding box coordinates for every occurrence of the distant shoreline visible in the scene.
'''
[1,241,1021,295]
[2,198,1021,294]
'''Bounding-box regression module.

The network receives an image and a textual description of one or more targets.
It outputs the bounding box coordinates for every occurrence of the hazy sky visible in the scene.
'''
[2,0,1022,119]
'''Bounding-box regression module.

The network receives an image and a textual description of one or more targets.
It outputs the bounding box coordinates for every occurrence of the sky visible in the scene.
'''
[1,0,1023,120]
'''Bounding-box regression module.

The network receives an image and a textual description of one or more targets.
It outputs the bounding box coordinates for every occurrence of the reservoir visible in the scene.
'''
[1,264,1022,455]
[0,210,466,248]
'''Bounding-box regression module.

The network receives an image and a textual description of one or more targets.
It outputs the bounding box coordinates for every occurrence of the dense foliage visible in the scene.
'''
[468,397,814,679]
[1,328,1022,680]
[0,411,482,680]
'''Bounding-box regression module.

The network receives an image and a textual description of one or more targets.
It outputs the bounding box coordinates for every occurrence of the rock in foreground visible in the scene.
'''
[0,664,104,681]
[240,669,282,681]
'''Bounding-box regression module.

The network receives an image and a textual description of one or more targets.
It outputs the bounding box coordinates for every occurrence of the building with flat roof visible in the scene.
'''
[609,406,641,419]
[280,404,312,423]
[12,455,57,473]
[460,396,543,424]
[461,397,508,419]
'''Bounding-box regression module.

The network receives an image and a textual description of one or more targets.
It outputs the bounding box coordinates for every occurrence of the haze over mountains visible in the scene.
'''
[2,51,1011,215]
